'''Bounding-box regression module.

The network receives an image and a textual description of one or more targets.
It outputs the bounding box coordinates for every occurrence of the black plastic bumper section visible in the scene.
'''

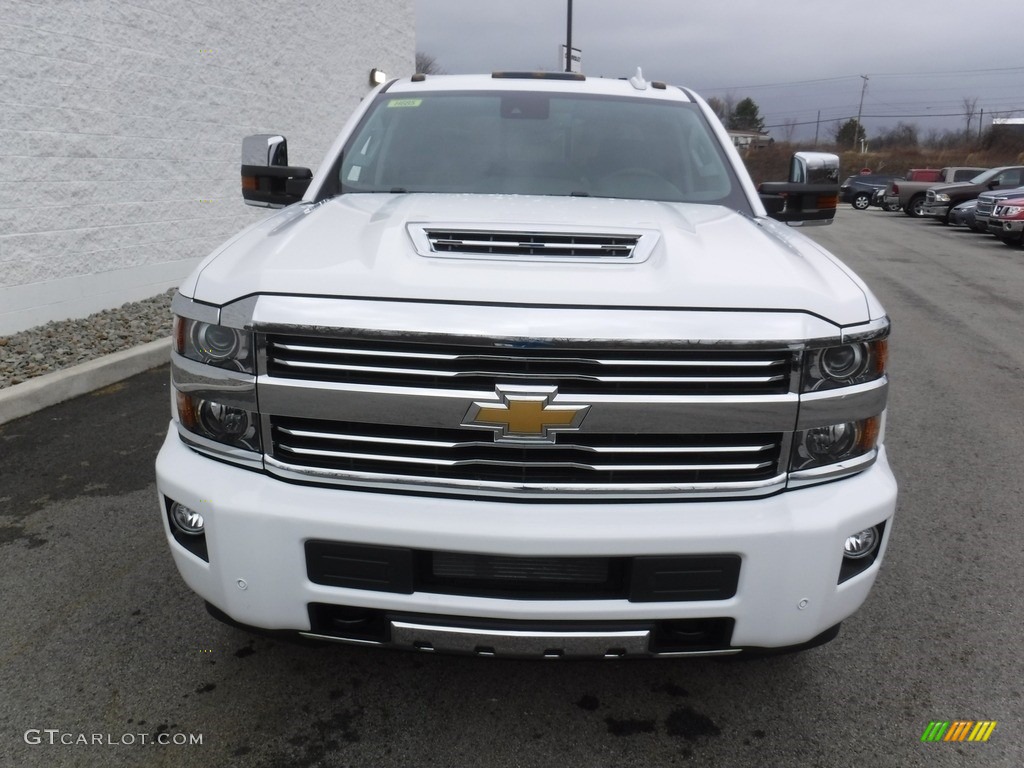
[304,541,741,602]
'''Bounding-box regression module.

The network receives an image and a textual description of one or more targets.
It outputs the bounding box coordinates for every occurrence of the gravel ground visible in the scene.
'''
[0,290,175,389]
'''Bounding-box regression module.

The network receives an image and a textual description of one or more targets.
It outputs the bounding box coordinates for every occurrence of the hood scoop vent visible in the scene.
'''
[408,224,658,263]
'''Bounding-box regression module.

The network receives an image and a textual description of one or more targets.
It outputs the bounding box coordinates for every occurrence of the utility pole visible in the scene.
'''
[854,75,868,151]
[979,108,984,142]
[814,110,820,148]
[565,0,573,73]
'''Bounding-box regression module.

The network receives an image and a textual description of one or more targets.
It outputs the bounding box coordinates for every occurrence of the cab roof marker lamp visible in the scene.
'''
[491,71,586,81]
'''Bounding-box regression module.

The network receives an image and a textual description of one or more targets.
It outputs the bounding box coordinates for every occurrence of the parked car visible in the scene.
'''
[841,174,899,210]
[975,185,1024,234]
[949,199,979,229]
[922,166,1024,224]
[992,197,1024,246]
[902,169,944,183]
[871,186,900,211]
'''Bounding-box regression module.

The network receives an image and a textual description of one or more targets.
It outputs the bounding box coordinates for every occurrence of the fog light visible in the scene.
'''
[170,502,205,535]
[843,527,879,559]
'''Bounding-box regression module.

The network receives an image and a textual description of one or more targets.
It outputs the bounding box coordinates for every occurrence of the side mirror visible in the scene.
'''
[241,134,313,208]
[758,151,840,226]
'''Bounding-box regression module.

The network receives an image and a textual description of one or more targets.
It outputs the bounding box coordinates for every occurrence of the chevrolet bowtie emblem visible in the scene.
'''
[463,387,589,442]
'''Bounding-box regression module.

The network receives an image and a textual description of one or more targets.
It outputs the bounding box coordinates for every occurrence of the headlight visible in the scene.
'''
[999,205,1024,217]
[791,415,880,473]
[176,391,260,452]
[934,193,950,203]
[803,338,887,392]
[173,316,254,373]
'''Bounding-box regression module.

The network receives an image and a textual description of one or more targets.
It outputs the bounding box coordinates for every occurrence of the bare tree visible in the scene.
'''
[781,118,798,143]
[873,121,919,149]
[706,94,738,125]
[706,97,728,123]
[415,52,444,75]
[962,96,978,140]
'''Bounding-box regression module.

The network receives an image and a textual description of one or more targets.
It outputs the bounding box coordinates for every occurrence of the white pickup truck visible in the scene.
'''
[155,71,896,658]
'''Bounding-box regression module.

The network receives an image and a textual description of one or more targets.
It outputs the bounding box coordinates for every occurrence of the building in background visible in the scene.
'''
[0,0,413,334]
[727,130,774,151]
[991,117,1024,137]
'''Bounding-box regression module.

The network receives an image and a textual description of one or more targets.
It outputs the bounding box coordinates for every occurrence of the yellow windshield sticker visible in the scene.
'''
[388,98,422,108]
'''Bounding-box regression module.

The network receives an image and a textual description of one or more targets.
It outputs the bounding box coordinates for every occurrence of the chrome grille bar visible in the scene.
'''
[265,335,795,396]
[277,425,775,454]
[270,417,783,487]
[278,445,774,472]
[272,359,784,385]
[273,342,787,368]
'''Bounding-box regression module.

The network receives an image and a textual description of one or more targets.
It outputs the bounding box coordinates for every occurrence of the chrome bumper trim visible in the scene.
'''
[265,455,788,499]
[300,623,743,658]
[390,621,650,657]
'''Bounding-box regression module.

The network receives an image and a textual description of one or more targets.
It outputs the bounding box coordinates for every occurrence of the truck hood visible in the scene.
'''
[930,182,972,193]
[185,194,872,326]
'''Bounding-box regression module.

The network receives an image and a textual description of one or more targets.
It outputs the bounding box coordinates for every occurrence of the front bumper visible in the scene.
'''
[155,429,897,657]
[921,203,949,218]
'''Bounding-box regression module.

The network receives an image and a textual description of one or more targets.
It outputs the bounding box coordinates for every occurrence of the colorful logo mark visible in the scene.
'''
[921,721,997,743]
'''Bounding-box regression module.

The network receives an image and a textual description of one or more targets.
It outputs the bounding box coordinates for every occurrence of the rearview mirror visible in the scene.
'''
[788,152,839,185]
[759,152,840,227]
[241,134,313,208]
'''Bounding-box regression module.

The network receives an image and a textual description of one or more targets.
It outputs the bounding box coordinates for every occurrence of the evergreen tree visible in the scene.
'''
[834,119,866,147]
[728,98,765,132]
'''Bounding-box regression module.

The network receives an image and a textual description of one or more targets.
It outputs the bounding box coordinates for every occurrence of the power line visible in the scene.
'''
[763,108,1023,130]
[703,65,1024,93]
[870,65,1024,79]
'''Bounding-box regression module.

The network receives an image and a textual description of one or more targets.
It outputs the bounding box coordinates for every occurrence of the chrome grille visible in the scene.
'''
[269,416,783,487]
[976,197,994,217]
[265,335,794,396]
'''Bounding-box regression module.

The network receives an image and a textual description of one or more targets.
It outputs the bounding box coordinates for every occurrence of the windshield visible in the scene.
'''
[970,168,1000,184]
[331,90,747,209]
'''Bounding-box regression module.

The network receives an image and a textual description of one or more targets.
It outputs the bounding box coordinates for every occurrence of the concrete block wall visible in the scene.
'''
[0,0,414,334]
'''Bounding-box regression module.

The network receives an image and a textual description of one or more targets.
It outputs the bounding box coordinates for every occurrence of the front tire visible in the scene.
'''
[905,195,925,218]
[852,192,871,210]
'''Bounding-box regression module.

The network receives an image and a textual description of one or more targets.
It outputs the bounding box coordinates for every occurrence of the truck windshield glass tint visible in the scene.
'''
[337,92,743,207]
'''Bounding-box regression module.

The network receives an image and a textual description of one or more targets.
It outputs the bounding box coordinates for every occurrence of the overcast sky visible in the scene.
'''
[416,0,1024,142]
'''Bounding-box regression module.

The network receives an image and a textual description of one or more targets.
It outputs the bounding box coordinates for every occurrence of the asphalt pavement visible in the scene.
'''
[0,207,1021,767]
